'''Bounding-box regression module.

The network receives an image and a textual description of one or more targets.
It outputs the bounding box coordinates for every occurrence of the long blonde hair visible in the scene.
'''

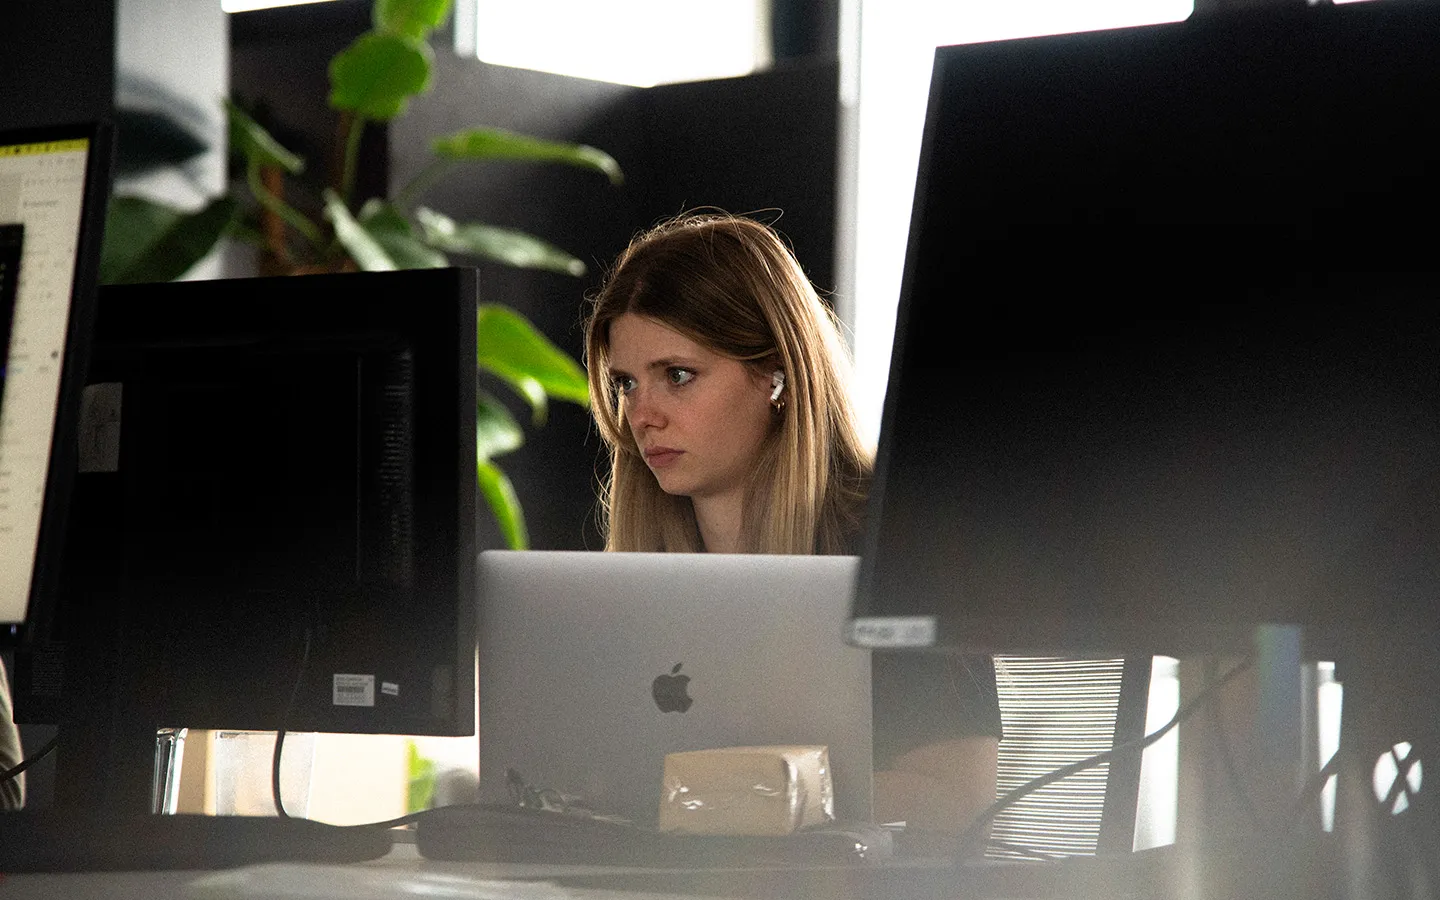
[584,212,872,554]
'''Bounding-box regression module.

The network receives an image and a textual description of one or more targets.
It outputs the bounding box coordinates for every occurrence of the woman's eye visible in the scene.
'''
[613,375,636,395]
[668,368,696,387]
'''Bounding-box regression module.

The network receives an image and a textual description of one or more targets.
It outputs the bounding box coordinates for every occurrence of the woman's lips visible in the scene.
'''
[644,448,683,468]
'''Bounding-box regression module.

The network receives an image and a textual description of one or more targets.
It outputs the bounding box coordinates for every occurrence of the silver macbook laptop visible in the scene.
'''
[476,551,873,828]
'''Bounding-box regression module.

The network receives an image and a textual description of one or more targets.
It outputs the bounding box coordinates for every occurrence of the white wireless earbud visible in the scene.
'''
[770,370,786,403]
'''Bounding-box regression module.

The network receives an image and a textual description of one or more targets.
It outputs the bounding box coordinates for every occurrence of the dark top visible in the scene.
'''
[871,651,1003,770]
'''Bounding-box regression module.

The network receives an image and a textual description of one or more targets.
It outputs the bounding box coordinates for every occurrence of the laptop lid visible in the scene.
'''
[477,551,873,828]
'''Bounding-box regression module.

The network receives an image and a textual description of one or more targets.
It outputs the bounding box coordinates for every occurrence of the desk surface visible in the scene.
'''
[2,838,1323,900]
[0,842,992,900]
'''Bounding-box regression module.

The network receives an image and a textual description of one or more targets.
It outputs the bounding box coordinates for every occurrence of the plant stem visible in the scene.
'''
[340,113,368,205]
[395,158,454,212]
[247,160,325,250]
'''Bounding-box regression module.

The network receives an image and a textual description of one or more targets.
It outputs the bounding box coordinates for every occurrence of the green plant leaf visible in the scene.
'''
[99,196,179,283]
[226,99,304,174]
[374,0,451,39]
[228,219,267,248]
[99,195,238,285]
[357,199,449,268]
[329,31,433,121]
[494,371,548,425]
[476,304,590,424]
[478,459,528,550]
[405,742,437,814]
[476,393,524,462]
[431,128,623,185]
[417,207,585,276]
[324,190,396,270]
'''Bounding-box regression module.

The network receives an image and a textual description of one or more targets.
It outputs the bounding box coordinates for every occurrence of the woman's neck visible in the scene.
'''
[692,493,745,554]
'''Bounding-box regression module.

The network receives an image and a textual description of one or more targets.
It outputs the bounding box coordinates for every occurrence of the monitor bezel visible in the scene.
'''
[0,120,114,645]
[15,267,480,739]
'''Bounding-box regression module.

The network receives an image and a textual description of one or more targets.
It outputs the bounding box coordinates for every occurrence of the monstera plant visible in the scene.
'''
[100,0,621,550]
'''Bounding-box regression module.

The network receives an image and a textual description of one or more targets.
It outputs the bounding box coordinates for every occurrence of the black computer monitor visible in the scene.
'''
[0,122,112,645]
[850,2,1440,660]
[14,268,477,813]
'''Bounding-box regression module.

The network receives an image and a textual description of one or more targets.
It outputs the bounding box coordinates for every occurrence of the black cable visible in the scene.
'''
[272,627,313,819]
[986,838,1067,862]
[1285,747,1342,834]
[341,807,435,830]
[960,655,1257,861]
[272,730,291,818]
[0,734,59,786]
[262,622,445,832]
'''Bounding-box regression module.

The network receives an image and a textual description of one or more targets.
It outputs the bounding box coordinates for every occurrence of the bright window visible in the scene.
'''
[469,0,769,87]
[222,0,339,12]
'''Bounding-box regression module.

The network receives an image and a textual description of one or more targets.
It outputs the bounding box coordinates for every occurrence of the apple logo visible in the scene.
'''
[651,663,693,713]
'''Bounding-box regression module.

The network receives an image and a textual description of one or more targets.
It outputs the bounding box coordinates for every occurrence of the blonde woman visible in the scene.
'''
[584,212,1001,841]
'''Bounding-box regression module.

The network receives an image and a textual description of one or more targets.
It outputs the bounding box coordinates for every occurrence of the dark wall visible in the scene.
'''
[0,1,116,131]
[771,0,842,62]
[392,53,840,552]
[636,62,839,293]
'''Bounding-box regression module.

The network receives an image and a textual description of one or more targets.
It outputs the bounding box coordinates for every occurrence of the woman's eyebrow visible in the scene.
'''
[610,355,697,376]
[645,356,697,370]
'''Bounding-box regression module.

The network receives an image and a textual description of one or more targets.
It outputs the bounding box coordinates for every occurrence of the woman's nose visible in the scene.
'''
[626,386,665,429]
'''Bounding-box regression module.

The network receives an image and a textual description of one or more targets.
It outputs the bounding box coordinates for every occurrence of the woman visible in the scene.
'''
[583,212,1000,840]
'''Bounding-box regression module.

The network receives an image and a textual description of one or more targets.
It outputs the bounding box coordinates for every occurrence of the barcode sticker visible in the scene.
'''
[847,616,938,648]
[333,674,375,707]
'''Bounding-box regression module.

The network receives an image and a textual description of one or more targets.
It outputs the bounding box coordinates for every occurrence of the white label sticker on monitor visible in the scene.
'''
[77,382,122,473]
[847,616,938,648]
[332,673,375,707]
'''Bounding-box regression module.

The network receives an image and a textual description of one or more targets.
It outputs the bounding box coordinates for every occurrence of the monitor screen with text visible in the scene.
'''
[0,126,109,631]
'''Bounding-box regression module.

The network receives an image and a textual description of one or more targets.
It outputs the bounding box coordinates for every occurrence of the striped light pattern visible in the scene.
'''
[988,657,1127,859]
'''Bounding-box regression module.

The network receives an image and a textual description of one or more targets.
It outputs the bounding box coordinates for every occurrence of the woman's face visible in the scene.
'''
[607,312,775,504]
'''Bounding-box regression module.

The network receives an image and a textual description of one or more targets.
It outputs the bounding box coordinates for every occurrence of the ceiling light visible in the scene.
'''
[222,0,340,13]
